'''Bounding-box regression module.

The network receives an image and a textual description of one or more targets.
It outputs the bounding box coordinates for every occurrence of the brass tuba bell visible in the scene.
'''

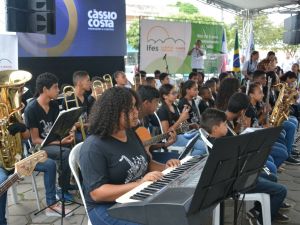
[0,70,32,170]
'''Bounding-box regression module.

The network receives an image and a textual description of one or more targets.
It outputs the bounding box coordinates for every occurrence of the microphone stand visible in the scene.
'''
[163,54,170,74]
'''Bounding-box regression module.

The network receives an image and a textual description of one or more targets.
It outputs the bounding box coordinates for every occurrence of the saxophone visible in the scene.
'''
[269,83,287,126]
[0,70,32,170]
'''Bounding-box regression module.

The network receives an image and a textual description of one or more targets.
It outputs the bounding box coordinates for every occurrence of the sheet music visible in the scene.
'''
[41,107,83,148]
[240,127,263,135]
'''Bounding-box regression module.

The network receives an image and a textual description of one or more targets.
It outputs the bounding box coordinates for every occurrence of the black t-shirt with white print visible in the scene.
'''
[177,98,200,124]
[79,129,150,210]
[157,103,180,127]
[24,99,60,144]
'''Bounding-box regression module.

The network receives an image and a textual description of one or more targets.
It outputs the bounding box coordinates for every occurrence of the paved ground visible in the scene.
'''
[6,153,300,225]
[221,163,300,225]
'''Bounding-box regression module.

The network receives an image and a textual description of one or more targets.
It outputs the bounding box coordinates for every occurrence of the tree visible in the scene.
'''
[228,15,299,56]
[175,2,199,14]
[127,20,140,50]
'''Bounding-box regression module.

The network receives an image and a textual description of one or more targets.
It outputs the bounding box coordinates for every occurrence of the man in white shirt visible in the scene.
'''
[242,50,259,80]
[188,40,205,72]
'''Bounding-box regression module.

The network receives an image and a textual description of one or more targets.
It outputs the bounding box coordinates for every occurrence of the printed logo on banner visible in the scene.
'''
[146,26,186,52]
[0,59,13,70]
[87,9,118,31]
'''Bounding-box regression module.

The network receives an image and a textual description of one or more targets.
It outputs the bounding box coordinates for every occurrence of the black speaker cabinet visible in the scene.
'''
[6,0,55,34]
[283,31,300,45]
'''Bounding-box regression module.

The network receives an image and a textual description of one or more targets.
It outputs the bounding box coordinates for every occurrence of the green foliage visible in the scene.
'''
[176,2,199,14]
[227,15,299,55]
[127,20,140,50]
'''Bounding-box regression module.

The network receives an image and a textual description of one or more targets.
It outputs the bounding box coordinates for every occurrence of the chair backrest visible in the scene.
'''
[69,142,90,219]
[154,112,164,135]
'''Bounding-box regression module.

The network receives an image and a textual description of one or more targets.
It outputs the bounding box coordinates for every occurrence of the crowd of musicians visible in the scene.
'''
[1,50,300,224]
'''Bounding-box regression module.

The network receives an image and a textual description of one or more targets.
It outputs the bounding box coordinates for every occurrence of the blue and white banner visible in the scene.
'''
[18,0,126,57]
[0,34,18,70]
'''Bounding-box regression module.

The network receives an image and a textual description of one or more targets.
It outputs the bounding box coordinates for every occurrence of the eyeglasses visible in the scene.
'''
[170,91,178,96]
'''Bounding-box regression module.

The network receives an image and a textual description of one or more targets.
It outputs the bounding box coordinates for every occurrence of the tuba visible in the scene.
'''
[0,70,32,170]
[103,74,113,89]
[63,86,86,141]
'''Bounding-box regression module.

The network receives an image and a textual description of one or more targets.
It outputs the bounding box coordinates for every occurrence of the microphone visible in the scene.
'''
[163,54,167,60]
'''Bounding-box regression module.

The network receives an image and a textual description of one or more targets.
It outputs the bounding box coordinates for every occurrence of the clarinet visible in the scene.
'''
[265,77,272,124]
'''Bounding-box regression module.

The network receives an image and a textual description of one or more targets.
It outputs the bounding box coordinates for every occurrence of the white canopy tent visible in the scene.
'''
[196,0,300,61]
[201,0,300,14]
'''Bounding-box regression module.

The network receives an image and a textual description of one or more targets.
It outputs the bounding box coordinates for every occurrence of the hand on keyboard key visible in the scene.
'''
[165,159,181,168]
[141,171,163,183]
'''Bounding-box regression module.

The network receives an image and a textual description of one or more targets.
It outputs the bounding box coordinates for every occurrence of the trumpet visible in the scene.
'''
[103,74,113,89]
[92,79,105,100]
[62,85,86,141]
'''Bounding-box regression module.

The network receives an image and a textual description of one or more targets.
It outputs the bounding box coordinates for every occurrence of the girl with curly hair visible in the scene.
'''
[79,87,179,225]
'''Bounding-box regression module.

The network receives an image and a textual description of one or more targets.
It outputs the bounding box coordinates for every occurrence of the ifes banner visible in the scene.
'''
[0,34,18,70]
[18,0,126,57]
[140,19,223,74]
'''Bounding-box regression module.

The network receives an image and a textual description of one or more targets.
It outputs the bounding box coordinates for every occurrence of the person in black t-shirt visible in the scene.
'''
[80,87,180,225]
[63,71,91,142]
[200,108,289,223]
[24,72,75,201]
[157,84,207,155]
[178,80,201,125]
[137,85,177,162]
[245,82,265,127]
[226,92,251,135]
[215,77,240,111]
[157,84,189,131]
[205,79,217,100]
[198,85,215,114]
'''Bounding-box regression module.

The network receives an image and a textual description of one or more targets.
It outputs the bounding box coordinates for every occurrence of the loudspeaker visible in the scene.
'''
[283,31,300,45]
[283,14,300,45]
[6,0,56,34]
[284,14,300,31]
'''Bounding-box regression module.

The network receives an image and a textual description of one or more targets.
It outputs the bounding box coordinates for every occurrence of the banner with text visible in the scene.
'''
[0,34,18,70]
[18,0,126,57]
[140,19,223,74]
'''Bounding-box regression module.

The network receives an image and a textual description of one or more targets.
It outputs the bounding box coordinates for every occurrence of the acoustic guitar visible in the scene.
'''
[136,122,196,147]
[0,150,48,197]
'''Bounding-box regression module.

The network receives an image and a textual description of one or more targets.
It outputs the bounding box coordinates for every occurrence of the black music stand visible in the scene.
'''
[188,127,282,225]
[35,107,84,225]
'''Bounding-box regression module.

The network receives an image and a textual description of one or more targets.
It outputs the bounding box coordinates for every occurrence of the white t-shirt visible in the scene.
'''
[191,48,204,69]
[155,79,161,89]
[242,60,258,74]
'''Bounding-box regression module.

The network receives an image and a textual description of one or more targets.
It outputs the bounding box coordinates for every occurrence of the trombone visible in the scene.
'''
[62,85,86,141]
[133,73,142,91]
[92,79,105,100]
[103,74,113,89]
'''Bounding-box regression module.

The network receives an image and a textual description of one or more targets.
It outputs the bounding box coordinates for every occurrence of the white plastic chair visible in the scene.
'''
[212,193,271,225]
[69,142,92,225]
